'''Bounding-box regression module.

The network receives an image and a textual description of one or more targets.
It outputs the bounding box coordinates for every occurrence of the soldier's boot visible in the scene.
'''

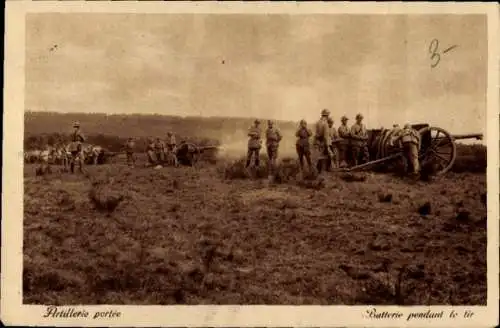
[316,160,323,173]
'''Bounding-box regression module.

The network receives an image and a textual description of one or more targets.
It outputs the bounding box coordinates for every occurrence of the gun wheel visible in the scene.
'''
[417,126,457,176]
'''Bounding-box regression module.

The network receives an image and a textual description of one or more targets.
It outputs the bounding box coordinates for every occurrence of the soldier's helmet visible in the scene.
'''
[73,121,80,128]
[321,109,330,117]
[327,117,334,124]
[404,123,411,129]
[356,113,363,120]
[167,131,172,136]
[254,119,261,125]
[299,119,307,126]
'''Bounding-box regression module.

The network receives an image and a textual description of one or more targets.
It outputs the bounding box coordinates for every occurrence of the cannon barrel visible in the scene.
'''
[197,145,219,152]
[451,133,483,141]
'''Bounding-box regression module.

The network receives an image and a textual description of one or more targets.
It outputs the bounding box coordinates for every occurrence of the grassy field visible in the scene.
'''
[23,157,486,305]
[23,111,487,305]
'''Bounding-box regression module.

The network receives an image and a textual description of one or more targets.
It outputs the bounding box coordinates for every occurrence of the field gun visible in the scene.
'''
[347,123,483,176]
[175,142,219,166]
[451,133,483,141]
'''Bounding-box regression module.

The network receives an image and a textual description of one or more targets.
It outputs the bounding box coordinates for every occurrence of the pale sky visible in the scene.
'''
[26,13,487,134]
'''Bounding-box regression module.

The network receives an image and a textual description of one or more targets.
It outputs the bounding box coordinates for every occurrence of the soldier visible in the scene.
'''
[68,122,85,173]
[397,123,421,176]
[314,109,332,174]
[165,132,178,167]
[266,120,282,178]
[389,124,403,147]
[246,119,262,168]
[350,113,369,166]
[327,117,340,170]
[295,119,313,172]
[338,116,351,168]
[124,137,136,167]
[146,137,156,165]
[154,137,165,164]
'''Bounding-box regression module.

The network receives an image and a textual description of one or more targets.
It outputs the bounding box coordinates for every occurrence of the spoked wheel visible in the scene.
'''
[417,126,457,175]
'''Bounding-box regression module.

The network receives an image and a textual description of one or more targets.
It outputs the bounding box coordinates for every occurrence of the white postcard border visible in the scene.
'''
[2,1,499,327]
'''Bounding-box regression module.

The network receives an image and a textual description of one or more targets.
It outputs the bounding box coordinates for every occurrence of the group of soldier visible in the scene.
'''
[246,109,422,176]
[123,132,179,168]
[28,122,110,174]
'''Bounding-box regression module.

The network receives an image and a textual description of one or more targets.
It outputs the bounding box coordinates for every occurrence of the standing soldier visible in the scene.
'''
[295,119,313,172]
[68,122,85,174]
[246,119,262,168]
[124,137,136,167]
[165,131,178,167]
[314,109,332,174]
[265,120,282,178]
[350,113,369,166]
[146,137,156,165]
[154,137,165,165]
[338,116,351,167]
[397,123,421,176]
[327,117,340,170]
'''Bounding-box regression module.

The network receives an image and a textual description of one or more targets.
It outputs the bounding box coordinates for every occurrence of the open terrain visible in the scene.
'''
[23,112,487,305]
[23,159,486,305]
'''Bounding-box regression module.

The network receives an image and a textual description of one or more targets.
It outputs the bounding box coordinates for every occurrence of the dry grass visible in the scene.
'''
[23,157,487,305]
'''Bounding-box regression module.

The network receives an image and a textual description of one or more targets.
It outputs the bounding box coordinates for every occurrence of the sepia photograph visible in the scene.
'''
[2,1,499,327]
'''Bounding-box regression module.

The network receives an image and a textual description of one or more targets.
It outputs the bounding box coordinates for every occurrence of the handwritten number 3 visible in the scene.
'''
[429,39,457,68]
[429,39,440,68]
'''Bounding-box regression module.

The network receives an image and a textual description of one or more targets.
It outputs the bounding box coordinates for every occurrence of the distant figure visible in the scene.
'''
[146,137,156,165]
[265,120,282,178]
[398,123,421,176]
[314,109,332,174]
[337,116,351,168]
[124,138,136,167]
[327,117,340,170]
[165,132,178,167]
[37,144,53,175]
[246,119,262,168]
[154,137,165,164]
[68,121,85,173]
[295,119,313,172]
[350,113,369,166]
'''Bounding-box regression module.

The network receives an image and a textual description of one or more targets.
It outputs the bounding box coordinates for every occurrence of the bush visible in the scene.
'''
[452,144,486,173]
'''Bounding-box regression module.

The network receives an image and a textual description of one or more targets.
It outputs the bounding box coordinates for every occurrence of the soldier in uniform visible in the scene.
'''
[397,123,421,176]
[389,124,403,147]
[68,122,85,173]
[246,119,262,168]
[295,119,313,172]
[265,120,283,177]
[165,132,178,167]
[350,113,369,166]
[327,117,340,170]
[154,137,165,164]
[314,109,332,174]
[146,137,156,165]
[337,116,351,167]
[124,137,136,167]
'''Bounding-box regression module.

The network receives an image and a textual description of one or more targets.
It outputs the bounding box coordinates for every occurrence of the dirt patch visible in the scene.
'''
[23,164,487,305]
